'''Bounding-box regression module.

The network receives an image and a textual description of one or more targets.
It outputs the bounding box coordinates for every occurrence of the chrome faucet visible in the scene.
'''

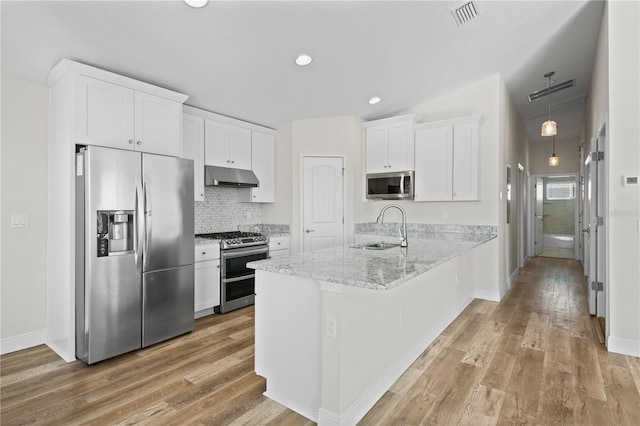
[375,204,408,247]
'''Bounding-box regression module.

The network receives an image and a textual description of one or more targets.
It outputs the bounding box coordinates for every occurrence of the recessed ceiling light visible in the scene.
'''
[295,54,313,66]
[368,97,381,105]
[184,0,208,8]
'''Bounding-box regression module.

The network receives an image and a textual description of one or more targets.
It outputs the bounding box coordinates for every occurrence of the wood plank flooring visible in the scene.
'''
[2,257,639,425]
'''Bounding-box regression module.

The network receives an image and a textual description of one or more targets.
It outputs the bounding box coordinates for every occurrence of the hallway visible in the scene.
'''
[360,256,640,424]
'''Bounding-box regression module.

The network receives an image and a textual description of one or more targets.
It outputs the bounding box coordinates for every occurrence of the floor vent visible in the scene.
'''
[451,1,480,26]
[528,78,576,102]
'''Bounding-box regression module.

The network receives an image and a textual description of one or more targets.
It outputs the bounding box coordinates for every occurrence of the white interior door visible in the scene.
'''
[534,177,544,256]
[302,156,344,252]
[587,132,607,318]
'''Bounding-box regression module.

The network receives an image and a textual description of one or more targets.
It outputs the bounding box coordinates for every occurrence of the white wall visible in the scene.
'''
[583,1,640,357]
[500,78,530,294]
[1,76,49,351]
[271,116,362,254]
[605,0,640,356]
[528,136,582,175]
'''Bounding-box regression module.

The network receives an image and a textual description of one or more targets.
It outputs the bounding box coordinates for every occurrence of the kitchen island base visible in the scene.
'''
[254,239,497,425]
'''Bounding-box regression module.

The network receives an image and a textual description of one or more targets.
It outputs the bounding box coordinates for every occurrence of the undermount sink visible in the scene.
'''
[354,242,401,250]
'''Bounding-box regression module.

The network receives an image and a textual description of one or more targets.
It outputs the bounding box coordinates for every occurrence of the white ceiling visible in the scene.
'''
[1,1,605,142]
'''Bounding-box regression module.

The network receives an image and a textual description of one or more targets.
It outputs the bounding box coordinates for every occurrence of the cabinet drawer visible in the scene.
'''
[269,236,289,255]
[195,244,220,262]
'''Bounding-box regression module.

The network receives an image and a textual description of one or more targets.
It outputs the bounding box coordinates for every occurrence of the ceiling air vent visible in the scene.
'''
[451,1,480,26]
[528,78,576,102]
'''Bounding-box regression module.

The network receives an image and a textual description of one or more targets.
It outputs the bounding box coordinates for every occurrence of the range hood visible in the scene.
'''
[205,165,259,188]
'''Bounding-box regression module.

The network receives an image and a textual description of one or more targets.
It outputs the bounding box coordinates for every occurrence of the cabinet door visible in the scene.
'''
[75,75,134,150]
[387,121,414,172]
[204,119,230,167]
[182,114,205,201]
[452,121,479,201]
[365,126,388,173]
[134,91,182,157]
[228,126,252,169]
[414,126,453,201]
[194,259,220,312]
[204,120,252,169]
[249,131,275,202]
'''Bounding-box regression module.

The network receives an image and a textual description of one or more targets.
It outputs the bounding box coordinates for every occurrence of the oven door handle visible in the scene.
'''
[222,275,256,285]
[221,246,269,259]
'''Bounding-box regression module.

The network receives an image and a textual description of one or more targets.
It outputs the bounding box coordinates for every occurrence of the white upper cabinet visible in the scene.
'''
[239,131,275,203]
[182,112,205,201]
[75,76,134,151]
[133,91,183,157]
[363,114,417,174]
[414,114,481,202]
[74,74,185,157]
[204,120,252,170]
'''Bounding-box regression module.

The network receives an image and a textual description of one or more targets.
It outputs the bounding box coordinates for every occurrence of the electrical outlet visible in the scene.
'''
[325,316,337,338]
[11,214,29,228]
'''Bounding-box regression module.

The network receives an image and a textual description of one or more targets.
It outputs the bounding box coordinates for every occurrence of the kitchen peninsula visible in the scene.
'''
[248,225,497,425]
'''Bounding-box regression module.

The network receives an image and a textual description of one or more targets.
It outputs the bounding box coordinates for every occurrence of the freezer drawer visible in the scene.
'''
[142,265,194,347]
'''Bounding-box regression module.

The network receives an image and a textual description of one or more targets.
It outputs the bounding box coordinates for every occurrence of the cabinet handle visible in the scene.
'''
[305,229,315,233]
[216,265,220,268]
[201,251,206,255]
[128,139,134,145]
[226,160,230,163]
[136,140,142,145]
[253,195,256,198]
[231,160,235,164]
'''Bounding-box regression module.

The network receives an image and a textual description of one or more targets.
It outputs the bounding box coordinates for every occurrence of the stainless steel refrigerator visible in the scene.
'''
[75,146,195,364]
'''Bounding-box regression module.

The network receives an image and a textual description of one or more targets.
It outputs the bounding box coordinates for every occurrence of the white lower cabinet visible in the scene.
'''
[414,114,481,201]
[269,236,290,257]
[194,244,220,315]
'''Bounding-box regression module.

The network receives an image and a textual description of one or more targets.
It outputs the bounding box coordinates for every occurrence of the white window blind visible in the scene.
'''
[546,182,576,200]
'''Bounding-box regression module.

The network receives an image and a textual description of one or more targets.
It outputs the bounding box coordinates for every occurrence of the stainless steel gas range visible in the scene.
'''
[196,231,269,313]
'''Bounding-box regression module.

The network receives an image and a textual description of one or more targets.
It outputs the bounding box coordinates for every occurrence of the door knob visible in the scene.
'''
[305,229,315,233]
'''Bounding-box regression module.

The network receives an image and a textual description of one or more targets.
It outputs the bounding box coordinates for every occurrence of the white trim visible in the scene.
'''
[182,104,275,134]
[607,336,640,358]
[499,267,520,299]
[47,59,188,103]
[361,113,418,128]
[263,389,319,423]
[414,113,482,131]
[0,329,47,355]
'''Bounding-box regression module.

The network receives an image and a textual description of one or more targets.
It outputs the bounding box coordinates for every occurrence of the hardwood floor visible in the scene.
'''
[2,257,639,425]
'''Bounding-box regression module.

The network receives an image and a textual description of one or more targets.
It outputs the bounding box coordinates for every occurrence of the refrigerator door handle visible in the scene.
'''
[134,178,144,266]
[143,180,151,269]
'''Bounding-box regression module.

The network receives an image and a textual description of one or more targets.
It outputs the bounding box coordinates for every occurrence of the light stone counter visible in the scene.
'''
[247,233,496,290]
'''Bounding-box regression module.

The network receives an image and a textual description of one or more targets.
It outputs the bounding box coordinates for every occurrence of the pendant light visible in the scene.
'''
[549,135,560,166]
[541,71,557,137]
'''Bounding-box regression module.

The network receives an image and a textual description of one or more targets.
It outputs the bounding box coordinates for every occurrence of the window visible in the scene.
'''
[546,182,576,200]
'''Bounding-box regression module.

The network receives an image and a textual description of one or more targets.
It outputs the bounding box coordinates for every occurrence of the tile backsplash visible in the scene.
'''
[194,187,262,234]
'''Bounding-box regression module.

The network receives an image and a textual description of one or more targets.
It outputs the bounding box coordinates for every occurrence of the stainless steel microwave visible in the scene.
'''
[366,170,414,200]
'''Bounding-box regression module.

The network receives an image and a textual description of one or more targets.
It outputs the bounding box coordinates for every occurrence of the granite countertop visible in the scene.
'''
[247,233,496,291]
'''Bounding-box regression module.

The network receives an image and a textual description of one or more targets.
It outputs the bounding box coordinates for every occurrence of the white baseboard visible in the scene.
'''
[498,267,520,299]
[607,336,640,357]
[263,389,319,423]
[0,329,46,355]
[475,288,501,302]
